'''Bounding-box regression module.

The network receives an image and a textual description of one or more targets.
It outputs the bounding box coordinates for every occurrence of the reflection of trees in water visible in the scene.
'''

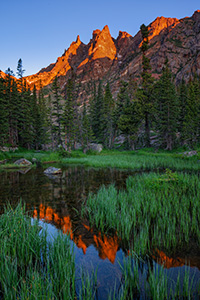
[0,166,130,213]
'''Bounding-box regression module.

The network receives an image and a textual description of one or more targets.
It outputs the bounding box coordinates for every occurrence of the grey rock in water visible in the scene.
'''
[14,158,32,166]
[44,167,62,175]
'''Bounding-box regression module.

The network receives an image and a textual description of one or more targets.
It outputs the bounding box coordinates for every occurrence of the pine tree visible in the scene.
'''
[4,69,19,146]
[102,82,114,148]
[81,99,93,150]
[51,76,63,147]
[92,80,104,142]
[140,24,154,147]
[113,81,130,140]
[155,64,178,150]
[183,77,200,146]
[177,79,187,144]
[0,78,9,145]
[62,78,76,151]
[118,100,143,149]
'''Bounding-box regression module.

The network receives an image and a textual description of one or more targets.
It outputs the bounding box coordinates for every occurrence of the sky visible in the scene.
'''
[0,0,199,76]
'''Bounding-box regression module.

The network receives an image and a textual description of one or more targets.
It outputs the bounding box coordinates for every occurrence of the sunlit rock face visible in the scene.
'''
[23,10,200,101]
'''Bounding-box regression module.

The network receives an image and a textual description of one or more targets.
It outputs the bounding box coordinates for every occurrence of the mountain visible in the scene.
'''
[2,10,200,101]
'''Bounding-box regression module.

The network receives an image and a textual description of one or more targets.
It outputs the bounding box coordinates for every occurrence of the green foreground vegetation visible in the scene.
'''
[0,201,199,299]
[0,148,200,299]
[0,147,200,172]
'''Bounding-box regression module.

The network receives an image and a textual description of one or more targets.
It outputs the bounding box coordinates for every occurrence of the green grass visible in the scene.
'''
[82,170,200,253]
[0,203,76,299]
[110,252,200,300]
[1,148,200,172]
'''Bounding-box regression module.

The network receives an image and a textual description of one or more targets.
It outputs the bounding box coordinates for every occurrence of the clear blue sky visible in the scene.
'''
[0,0,199,76]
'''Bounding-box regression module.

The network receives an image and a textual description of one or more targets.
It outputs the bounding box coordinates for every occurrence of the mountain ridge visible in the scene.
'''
[1,10,200,101]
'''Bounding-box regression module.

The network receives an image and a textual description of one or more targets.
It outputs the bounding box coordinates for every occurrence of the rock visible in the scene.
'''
[44,167,62,175]
[23,10,200,104]
[74,143,82,150]
[88,143,103,153]
[0,146,18,152]
[14,158,32,166]
[18,168,31,174]
[183,150,198,157]
[0,159,7,165]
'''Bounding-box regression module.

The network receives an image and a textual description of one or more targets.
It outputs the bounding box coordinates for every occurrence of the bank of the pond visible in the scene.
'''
[0,148,200,172]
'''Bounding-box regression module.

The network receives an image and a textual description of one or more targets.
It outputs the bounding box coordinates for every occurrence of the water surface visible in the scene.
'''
[0,166,199,298]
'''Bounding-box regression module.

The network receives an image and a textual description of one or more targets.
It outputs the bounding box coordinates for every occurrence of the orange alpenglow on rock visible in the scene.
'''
[33,204,73,238]
[88,25,117,61]
[152,249,200,270]
[93,232,119,264]
[21,10,200,100]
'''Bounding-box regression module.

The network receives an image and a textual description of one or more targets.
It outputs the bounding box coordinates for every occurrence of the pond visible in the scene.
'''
[0,165,199,299]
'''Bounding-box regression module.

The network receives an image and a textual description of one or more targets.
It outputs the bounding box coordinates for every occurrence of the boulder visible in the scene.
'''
[44,167,62,175]
[14,158,32,166]
[0,146,18,152]
[88,143,103,153]
[183,150,197,157]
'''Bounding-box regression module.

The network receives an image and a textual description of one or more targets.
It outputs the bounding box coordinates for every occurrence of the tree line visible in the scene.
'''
[0,25,200,151]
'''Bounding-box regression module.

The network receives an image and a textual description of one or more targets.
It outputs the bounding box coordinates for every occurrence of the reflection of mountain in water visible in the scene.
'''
[33,203,200,270]
[33,204,120,264]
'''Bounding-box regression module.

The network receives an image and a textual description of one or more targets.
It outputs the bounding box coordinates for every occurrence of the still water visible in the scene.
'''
[0,165,199,299]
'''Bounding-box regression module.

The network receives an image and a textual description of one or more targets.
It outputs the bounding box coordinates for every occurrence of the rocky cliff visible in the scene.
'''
[2,10,200,101]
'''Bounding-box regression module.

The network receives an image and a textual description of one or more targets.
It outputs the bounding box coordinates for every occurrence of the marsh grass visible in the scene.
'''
[83,170,200,253]
[1,148,200,172]
[0,203,76,299]
[116,253,200,300]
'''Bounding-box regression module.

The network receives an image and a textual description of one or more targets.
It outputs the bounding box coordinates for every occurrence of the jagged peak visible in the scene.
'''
[92,25,112,40]
[147,15,179,41]
[192,9,200,20]
[92,29,101,39]
[117,31,132,39]
[102,25,110,33]
[76,35,81,45]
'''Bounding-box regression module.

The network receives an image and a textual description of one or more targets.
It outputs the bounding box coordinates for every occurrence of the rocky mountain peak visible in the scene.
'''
[148,16,179,41]
[192,9,200,21]
[89,25,116,60]
[20,10,200,101]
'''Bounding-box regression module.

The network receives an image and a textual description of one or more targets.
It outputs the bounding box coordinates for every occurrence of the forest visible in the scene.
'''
[0,25,200,152]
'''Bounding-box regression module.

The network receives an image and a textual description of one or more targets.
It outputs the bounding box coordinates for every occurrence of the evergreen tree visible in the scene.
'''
[118,100,143,149]
[92,80,104,142]
[177,79,187,144]
[113,81,129,133]
[51,76,63,147]
[47,95,56,150]
[102,82,114,148]
[155,64,178,150]
[81,99,93,150]
[4,69,19,146]
[140,24,154,147]
[62,78,76,151]
[183,77,200,145]
[0,78,9,145]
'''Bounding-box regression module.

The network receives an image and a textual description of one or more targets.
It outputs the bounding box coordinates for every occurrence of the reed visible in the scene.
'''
[0,203,76,299]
